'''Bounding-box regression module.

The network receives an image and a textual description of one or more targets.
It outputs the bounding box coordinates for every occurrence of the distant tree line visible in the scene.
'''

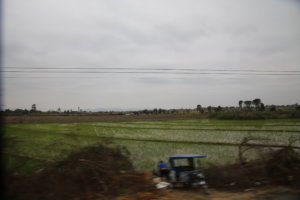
[0,104,87,115]
[1,101,300,116]
[1,109,89,115]
[132,108,194,115]
[1,104,42,115]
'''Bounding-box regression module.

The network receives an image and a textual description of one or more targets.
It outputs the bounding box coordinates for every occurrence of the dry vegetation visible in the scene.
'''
[6,144,157,200]
[6,144,300,200]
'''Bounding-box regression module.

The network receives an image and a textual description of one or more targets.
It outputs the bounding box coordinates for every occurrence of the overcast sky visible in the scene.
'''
[2,0,300,111]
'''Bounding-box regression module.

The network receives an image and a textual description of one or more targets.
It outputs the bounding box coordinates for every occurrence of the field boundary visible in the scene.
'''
[94,124,300,133]
[122,121,300,127]
[4,114,202,124]
[62,133,300,149]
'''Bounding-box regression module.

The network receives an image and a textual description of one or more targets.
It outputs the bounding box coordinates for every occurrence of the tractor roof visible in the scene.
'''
[169,154,206,160]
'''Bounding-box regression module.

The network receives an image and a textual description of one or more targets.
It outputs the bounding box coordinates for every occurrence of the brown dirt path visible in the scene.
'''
[155,186,300,200]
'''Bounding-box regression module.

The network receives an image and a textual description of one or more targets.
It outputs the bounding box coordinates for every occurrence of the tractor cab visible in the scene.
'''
[169,154,205,172]
[168,154,208,193]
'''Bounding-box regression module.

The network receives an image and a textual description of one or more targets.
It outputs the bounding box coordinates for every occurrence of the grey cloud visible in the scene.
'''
[3,0,300,110]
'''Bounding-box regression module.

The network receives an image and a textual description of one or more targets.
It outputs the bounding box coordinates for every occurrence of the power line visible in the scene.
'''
[2,70,300,76]
[2,66,300,73]
[2,67,300,79]
[3,75,297,79]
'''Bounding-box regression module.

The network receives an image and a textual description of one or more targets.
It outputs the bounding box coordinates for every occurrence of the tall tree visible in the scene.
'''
[238,100,243,110]
[252,98,261,110]
[196,105,202,113]
[216,106,222,112]
[243,101,252,111]
[31,104,37,112]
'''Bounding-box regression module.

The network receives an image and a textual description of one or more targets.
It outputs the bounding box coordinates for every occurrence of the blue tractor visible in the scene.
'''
[168,154,208,194]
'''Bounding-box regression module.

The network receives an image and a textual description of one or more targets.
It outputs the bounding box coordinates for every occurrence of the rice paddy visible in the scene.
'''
[4,118,300,173]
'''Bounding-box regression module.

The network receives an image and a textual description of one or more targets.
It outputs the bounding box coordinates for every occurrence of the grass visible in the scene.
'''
[4,119,300,173]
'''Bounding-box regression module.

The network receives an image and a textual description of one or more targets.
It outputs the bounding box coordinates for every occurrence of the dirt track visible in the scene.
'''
[155,186,300,200]
[115,186,300,200]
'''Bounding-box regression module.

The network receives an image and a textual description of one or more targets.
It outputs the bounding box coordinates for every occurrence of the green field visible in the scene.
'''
[4,119,300,173]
